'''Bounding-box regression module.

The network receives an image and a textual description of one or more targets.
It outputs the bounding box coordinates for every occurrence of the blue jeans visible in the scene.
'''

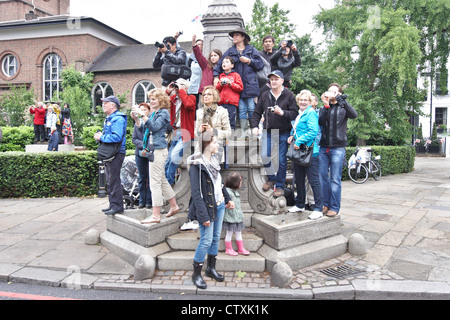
[261,131,290,190]
[165,131,190,186]
[193,202,225,263]
[135,154,152,207]
[238,98,255,120]
[319,147,346,213]
[293,156,323,211]
[222,104,237,129]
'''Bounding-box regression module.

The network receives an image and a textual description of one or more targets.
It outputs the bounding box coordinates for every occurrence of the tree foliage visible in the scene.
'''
[0,85,35,127]
[314,0,432,145]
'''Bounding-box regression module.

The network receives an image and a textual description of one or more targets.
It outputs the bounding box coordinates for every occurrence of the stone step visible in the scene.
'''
[167,231,264,252]
[25,144,75,153]
[157,251,266,272]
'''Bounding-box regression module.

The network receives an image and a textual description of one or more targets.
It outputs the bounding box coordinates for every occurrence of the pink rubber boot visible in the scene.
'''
[236,240,250,255]
[225,241,238,256]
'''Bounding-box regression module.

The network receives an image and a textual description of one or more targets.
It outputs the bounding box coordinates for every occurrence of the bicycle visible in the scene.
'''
[348,148,382,184]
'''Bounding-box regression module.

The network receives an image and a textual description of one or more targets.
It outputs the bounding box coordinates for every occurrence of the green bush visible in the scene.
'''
[0,151,99,198]
[0,126,34,152]
[343,146,416,180]
[80,126,134,151]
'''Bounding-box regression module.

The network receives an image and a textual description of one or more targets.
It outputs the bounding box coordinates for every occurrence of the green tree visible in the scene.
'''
[0,85,35,127]
[60,66,95,144]
[247,0,297,50]
[314,1,425,146]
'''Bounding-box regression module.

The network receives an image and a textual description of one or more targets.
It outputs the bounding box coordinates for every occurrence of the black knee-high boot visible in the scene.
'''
[192,261,207,289]
[205,255,224,282]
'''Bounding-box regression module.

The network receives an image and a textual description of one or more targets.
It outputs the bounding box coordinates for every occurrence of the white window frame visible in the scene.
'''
[43,53,62,101]
[92,82,114,108]
[132,80,156,105]
[2,54,18,78]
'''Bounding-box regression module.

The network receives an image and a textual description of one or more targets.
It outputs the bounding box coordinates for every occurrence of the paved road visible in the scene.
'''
[0,156,449,300]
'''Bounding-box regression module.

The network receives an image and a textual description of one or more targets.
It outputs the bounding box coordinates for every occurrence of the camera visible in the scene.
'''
[170,82,179,90]
[155,41,166,49]
[221,79,228,85]
[286,40,293,47]
[268,107,275,113]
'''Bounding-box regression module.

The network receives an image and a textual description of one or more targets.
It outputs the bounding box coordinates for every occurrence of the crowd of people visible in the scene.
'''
[29,102,74,149]
[91,27,358,290]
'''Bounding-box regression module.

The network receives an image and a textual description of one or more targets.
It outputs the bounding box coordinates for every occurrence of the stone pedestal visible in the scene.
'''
[25,144,75,153]
[201,0,244,55]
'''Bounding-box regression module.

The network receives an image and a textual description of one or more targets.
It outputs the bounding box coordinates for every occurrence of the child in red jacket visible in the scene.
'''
[216,57,243,129]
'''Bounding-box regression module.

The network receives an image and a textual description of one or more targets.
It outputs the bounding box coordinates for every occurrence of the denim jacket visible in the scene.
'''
[144,109,170,150]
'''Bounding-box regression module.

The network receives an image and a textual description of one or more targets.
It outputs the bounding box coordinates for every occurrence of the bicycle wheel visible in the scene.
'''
[349,163,369,184]
[371,160,382,181]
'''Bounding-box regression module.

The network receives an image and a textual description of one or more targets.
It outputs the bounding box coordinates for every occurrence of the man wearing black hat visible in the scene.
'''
[94,96,127,215]
[251,71,298,197]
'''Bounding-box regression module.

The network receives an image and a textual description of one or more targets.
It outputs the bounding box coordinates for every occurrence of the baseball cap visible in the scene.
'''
[101,95,121,107]
[268,70,284,79]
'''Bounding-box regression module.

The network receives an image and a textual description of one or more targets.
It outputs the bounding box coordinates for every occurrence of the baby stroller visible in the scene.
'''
[120,156,140,209]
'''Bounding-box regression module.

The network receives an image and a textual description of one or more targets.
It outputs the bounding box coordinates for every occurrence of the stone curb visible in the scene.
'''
[2,269,450,300]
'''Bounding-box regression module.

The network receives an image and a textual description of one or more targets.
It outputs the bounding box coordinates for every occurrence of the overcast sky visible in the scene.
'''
[70,0,336,45]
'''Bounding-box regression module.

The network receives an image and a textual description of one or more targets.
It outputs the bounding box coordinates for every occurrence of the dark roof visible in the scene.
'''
[86,42,194,73]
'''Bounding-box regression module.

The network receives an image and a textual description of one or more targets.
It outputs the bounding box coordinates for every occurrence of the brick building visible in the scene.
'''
[0,0,191,109]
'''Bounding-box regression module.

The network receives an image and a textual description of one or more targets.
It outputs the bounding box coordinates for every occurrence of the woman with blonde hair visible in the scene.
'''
[195,86,231,165]
[139,88,179,224]
[288,90,323,219]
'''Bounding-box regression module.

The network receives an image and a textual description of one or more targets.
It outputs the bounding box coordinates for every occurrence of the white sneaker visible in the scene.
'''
[180,221,199,231]
[308,211,323,220]
[288,206,305,213]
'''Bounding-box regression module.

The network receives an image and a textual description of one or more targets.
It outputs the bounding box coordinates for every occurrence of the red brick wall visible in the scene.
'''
[93,71,163,108]
[0,34,112,100]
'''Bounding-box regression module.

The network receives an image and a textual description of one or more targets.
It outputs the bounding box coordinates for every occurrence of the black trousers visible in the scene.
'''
[34,124,45,142]
[105,152,125,211]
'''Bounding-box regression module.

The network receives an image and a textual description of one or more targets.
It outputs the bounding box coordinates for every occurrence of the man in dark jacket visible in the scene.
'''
[153,36,188,87]
[251,70,299,197]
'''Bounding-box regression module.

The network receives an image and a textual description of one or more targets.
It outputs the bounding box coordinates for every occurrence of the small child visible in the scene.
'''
[223,172,250,256]
[216,56,243,130]
[47,126,59,152]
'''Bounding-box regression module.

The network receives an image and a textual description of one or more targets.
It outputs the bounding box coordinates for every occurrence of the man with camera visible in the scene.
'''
[251,70,298,197]
[270,40,301,88]
[153,36,189,87]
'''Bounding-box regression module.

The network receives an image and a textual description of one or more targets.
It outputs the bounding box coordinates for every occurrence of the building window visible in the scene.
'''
[92,82,114,110]
[435,108,447,126]
[43,54,62,101]
[133,80,156,105]
[2,54,18,78]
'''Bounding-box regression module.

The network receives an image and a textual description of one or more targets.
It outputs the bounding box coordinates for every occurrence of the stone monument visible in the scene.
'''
[201,0,244,55]
[98,0,349,280]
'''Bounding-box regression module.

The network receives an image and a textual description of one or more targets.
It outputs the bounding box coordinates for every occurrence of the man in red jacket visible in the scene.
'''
[165,78,197,186]
[30,102,46,143]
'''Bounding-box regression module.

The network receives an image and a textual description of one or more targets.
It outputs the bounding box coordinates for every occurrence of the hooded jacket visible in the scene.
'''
[216,70,244,107]
[168,89,196,142]
[319,95,358,148]
[101,111,127,154]
[214,45,265,99]
[187,152,231,225]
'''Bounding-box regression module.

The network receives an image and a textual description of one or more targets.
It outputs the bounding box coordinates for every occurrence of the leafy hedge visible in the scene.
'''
[0,126,34,152]
[0,146,415,199]
[0,151,99,198]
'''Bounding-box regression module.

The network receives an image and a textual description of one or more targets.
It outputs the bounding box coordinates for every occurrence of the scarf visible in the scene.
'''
[202,154,221,181]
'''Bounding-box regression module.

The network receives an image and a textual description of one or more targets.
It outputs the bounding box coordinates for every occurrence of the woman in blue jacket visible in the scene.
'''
[288,91,323,219]
[213,28,264,133]
[140,89,179,224]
